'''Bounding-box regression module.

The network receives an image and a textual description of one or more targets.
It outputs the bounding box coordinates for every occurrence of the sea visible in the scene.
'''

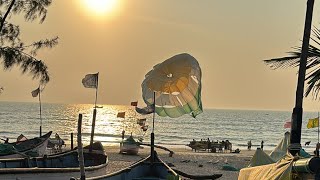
[0,101,319,153]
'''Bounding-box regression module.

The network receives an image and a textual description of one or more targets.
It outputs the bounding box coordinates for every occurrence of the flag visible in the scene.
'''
[131,101,138,106]
[135,104,155,115]
[307,117,319,129]
[137,118,146,126]
[82,73,98,88]
[31,87,40,97]
[283,121,291,129]
[117,112,125,118]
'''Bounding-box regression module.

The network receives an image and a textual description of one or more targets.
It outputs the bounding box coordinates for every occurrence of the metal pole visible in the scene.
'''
[289,0,315,156]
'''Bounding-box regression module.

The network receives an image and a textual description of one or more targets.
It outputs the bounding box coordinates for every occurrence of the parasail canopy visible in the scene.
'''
[141,53,203,118]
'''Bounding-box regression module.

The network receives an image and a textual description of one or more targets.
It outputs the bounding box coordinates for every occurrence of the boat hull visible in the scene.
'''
[0,131,52,159]
[0,165,107,180]
[119,142,139,155]
[87,151,180,180]
[0,142,108,180]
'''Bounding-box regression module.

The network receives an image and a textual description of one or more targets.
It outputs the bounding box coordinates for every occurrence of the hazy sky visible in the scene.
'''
[1,0,320,111]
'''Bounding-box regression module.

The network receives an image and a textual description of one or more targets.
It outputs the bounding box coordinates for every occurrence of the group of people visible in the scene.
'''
[189,138,233,153]
[247,140,264,150]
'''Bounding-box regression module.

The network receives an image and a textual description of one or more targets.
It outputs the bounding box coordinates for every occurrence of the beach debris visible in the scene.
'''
[180,159,191,163]
[207,160,219,164]
[166,162,175,167]
[224,159,228,163]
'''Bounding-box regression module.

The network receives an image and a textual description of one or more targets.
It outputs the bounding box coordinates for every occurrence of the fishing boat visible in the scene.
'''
[0,141,108,180]
[119,135,141,155]
[0,131,52,159]
[84,150,179,180]
[118,110,148,155]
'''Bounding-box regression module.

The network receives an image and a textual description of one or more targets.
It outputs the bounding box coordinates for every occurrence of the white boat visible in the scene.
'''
[119,135,141,155]
[0,141,108,180]
[0,131,52,159]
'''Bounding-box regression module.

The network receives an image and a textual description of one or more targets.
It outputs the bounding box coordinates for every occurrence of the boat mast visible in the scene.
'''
[290,0,315,156]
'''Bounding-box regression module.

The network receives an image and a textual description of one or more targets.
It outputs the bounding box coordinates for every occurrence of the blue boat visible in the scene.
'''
[0,141,108,180]
[85,150,180,180]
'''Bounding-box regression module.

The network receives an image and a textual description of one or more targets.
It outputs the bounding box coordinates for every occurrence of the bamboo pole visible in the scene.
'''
[151,92,155,163]
[77,114,86,180]
[39,87,42,137]
[90,72,99,152]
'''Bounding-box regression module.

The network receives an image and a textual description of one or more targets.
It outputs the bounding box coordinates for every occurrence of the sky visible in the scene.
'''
[1,0,320,111]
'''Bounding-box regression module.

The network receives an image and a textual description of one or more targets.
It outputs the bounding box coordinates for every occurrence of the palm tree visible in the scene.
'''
[0,0,58,85]
[265,0,315,156]
[264,27,320,99]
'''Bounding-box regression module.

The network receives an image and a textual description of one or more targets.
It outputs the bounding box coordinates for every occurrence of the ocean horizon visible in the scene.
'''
[0,101,319,153]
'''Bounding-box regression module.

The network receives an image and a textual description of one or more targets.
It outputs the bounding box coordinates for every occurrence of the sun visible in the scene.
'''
[82,0,118,16]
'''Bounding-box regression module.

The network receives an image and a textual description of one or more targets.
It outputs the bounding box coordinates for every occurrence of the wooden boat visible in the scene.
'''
[0,131,52,159]
[84,150,180,180]
[0,141,108,180]
[119,135,141,155]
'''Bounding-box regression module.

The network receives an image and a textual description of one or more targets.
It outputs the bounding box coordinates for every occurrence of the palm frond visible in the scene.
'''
[264,26,320,99]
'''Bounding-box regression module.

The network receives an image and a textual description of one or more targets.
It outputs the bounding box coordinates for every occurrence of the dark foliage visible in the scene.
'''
[0,0,58,85]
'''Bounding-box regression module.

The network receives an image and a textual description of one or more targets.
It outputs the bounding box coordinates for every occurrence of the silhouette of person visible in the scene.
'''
[121,130,125,140]
[261,140,264,150]
[248,140,252,150]
[207,138,211,152]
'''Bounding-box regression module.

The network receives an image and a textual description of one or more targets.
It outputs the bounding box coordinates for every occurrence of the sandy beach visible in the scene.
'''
[103,145,260,180]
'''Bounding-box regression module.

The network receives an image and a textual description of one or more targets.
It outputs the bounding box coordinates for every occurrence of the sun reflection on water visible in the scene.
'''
[50,104,149,146]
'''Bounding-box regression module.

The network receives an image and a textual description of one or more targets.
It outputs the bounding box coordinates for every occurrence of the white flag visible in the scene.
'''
[82,73,98,88]
[31,87,40,97]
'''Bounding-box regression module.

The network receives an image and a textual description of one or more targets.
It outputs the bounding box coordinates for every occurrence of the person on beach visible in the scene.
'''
[228,142,232,153]
[261,140,264,150]
[121,130,125,140]
[224,140,229,153]
[316,142,320,157]
[207,138,211,152]
[247,140,252,150]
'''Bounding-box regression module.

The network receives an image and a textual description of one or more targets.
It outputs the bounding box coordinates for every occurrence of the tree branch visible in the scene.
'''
[0,0,16,33]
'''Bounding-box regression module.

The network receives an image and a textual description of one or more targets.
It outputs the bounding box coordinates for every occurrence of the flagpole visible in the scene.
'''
[90,72,99,152]
[39,87,42,137]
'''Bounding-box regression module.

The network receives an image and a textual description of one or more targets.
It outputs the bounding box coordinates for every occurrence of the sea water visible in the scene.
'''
[0,101,319,153]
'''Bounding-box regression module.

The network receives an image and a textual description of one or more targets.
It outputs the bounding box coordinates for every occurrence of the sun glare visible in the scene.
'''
[82,0,118,16]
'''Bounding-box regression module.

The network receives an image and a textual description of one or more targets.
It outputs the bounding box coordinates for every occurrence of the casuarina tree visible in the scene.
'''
[0,0,58,85]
